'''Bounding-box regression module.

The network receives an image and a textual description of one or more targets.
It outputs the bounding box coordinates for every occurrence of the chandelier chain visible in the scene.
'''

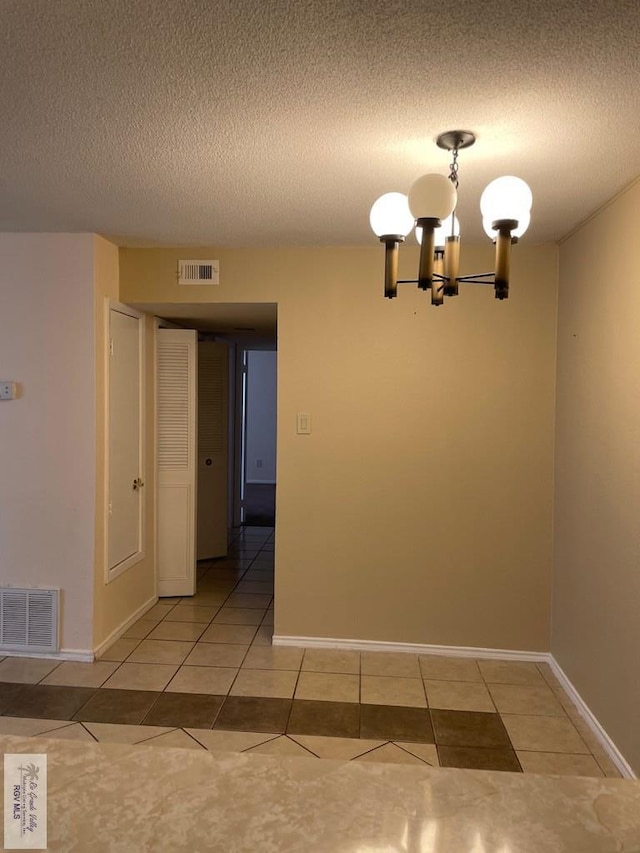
[448,147,460,189]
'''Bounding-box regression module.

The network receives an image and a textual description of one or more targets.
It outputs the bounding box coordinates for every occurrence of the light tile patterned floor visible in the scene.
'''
[0,527,623,777]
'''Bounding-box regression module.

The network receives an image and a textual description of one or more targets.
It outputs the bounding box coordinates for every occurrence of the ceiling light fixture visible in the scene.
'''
[369,131,533,304]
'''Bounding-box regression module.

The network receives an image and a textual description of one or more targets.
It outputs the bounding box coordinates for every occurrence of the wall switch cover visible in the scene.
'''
[297,412,311,434]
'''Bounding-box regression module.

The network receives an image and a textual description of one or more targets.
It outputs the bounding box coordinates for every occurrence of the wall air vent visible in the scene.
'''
[178,260,220,285]
[0,588,59,653]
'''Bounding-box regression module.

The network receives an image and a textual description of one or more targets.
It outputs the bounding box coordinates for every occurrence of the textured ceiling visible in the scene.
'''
[1,0,639,247]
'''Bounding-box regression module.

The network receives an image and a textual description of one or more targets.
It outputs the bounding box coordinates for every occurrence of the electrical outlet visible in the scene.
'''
[0,381,17,400]
[256,459,263,468]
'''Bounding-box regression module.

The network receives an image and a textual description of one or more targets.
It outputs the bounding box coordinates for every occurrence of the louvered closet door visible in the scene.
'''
[197,342,229,559]
[156,329,197,597]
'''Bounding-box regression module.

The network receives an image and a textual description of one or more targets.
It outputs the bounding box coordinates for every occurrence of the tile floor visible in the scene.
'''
[0,527,621,777]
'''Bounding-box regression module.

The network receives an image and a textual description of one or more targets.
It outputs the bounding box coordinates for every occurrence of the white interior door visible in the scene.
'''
[107,306,144,580]
[197,341,229,559]
[157,328,197,597]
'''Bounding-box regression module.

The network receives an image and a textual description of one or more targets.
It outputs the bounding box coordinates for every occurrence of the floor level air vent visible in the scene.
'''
[0,588,59,653]
[178,259,220,285]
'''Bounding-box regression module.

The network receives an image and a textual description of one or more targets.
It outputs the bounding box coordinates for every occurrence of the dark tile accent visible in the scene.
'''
[287,700,360,739]
[360,704,434,743]
[0,682,24,714]
[2,685,96,720]
[430,710,512,749]
[438,745,522,773]
[215,696,292,734]
[142,693,224,729]
[73,689,161,725]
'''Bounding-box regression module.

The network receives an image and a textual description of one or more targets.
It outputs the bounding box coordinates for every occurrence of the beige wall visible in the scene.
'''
[122,242,558,651]
[93,236,156,651]
[553,179,640,774]
[0,234,96,652]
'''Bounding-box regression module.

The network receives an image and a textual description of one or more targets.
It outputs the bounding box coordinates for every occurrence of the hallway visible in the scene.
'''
[242,483,276,527]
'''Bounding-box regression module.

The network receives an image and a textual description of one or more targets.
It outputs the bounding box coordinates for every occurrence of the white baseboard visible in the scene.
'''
[272,634,550,662]
[0,648,94,663]
[549,658,636,780]
[273,633,635,779]
[93,594,158,660]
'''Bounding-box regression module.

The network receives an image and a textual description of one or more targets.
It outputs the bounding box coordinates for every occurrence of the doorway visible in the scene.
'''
[138,302,277,594]
[238,348,277,527]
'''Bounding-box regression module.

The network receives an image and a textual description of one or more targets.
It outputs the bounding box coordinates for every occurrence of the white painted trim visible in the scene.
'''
[93,593,158,659]
[245,479,276,485]
[0,648,94,662]
[549,658,636,780]
[273,634,635,779]
[272,634,549,661]
[233,345,245,528]
[104,299,147,584]
[152,317,159,601]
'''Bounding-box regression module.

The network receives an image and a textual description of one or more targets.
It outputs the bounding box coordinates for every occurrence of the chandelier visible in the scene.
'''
[369,130,533,305]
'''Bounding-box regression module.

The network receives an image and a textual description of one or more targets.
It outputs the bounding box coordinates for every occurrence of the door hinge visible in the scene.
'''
[108,501,113,516]
[109,338,114,356]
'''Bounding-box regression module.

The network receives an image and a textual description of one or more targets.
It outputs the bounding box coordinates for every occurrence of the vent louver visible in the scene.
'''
[178,259,220,285]
[0,588,59,653]
[198,346,225,455]
[157,342,191,470]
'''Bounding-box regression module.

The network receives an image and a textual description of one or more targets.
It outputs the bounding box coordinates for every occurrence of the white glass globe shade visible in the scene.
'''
[369,192,415,238]
[416,214,460,246]
[480,176,532,225]
[408,173,457,221]
[482,209,530,239]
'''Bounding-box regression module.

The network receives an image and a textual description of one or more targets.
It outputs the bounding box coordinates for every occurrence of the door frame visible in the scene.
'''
[103,299,146,583]
[232,345,247,527]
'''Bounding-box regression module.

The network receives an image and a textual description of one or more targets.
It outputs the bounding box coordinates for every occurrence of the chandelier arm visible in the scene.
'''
[456,272,496,282]
[394,275,452,284]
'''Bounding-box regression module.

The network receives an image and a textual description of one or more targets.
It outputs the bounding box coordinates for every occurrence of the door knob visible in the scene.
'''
[132,478,145,490]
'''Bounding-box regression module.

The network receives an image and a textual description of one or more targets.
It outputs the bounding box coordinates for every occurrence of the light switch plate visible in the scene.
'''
[297,412,311,434]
